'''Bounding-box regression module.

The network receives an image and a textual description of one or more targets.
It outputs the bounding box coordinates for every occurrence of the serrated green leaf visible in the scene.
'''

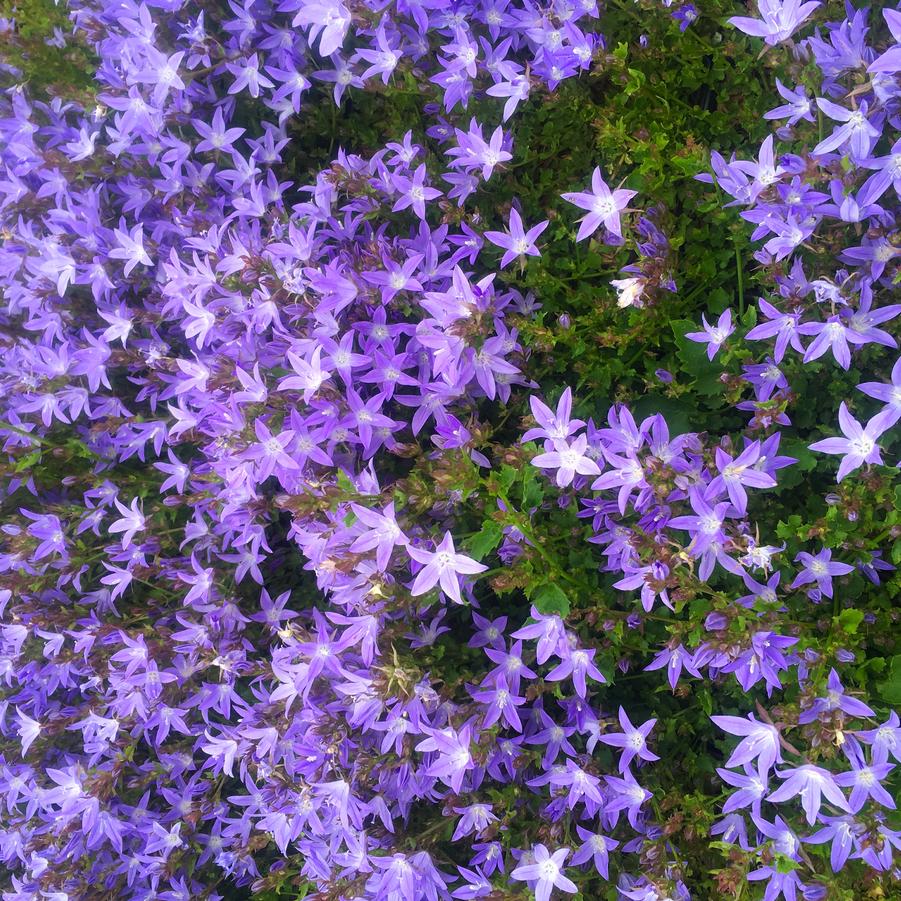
[837,608,864,635]
[531,582,570,616]
[469,521,503,560]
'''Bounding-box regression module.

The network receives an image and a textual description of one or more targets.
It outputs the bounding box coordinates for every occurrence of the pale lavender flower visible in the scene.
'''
[407,532,487,604]
[711,714,782,779]
[767,765,849,824]
[599,707,659,772]
[686,309,734,360]
[728,0,821,46]
[511,606,567,665]
[857,711,901,764]
[483,208,548,268]
[510,844,577,901]
[561,168,636,242]
[808,404,890,481]
[531,435,602,488]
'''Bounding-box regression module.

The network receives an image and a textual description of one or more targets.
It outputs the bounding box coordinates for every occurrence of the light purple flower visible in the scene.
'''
[510,844,577,901]
[686,309,734,360]
[531,434,602,487]
[767,765,849,824]
[561,168,636,242]
[728,0,821,46]
[407,531,487,604]
[599,707,659,772]
[484,208,548,268]
[808,403,890,482]
[711,714,783,780]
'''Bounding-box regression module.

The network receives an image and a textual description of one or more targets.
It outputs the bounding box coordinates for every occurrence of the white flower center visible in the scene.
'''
[850,434,874,456]
[538,858,560,881]
[700,514,721,534]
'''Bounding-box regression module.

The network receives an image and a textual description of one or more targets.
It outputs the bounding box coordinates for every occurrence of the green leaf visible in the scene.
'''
[14,450,42,473]
[531,582,571,616]
[497,464,518,493]
[837,608,864,635]
[773,852,799,874]
[877,655,901,705]
[469,521,503,560]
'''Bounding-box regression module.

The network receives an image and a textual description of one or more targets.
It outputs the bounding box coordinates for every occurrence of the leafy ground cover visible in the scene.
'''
[0,0,899,899]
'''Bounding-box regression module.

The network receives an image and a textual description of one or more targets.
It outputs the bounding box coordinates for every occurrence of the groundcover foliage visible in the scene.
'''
[0,0,899,898]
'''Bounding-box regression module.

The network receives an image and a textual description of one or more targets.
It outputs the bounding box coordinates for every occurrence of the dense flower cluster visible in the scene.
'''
[0,0,897,899]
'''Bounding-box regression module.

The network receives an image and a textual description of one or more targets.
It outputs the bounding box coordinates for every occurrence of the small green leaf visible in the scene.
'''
[837,608,864,635]
[773,852,799,874]
[877,656,901,705]
[531,582,571,616]
[469,521,503,560]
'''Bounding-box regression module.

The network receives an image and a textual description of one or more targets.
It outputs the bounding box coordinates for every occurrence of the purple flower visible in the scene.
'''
[672,3,698,31]
[391,164,443,219]
[667,488,733,556]
[355,24,402,84]
[746,298,804,363]
[767,765,849,824]
[858,712,901,764]
[728,0,821,46]
[605,770,652,829]
[108,496,146,549]
[200,730,239,777]
[763,79,815,126]
[109,222,152,276]
[350,501,409,571]
[486,74,530,121]
[808,403,890,481]
[857,356,901,428]
[561,167,637,242]
[544,645,606,697]
[511,606,566,664]
[194,107,245,153]
[531,435,602,487]
[469,611,508,649]
[14,708,41,755]
[407,531,487,604]
[798,668,875,722]
[510,844,577,901]
[790,549,854,599]
[523,388,585,443]
[471,675,526,730]
[868,8,901,74]
[708,441,777,513]
[645,644,702,691]
[711,714,783,779]
[835,752,895,812]
[812,99,882,160]
[484,208,548,268]
[452,804,498,842]
[447,121,512,181]
[686,309,734,360]
[805,815,860,871]
[570,826,618,878]
[416,725,475,794]
[21,510,67,561]
[722,631,798,693]
[718,765,768,815]
[599,707,659,772]
[292,0,351,56]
